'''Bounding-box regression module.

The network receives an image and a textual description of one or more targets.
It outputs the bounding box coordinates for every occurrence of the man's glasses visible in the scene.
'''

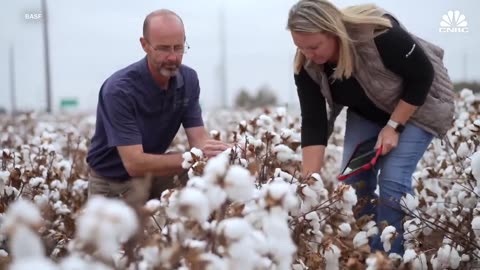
[146,40,190,55]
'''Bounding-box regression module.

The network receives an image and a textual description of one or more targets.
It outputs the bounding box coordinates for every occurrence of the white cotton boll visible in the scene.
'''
[185,239,207,250]
[367,226,379,237]
[436,245,461,269]
[353,231,368,248]
[263,181,299,211]
[387,253,401,262]
[403,249,417,263]
[29,177,45,187]
[401,193,419,213]
[365,256,377,270]
[218,217,252,241]
[224,165,255,202]
[33,194,49,208]
[41,143,56,154]
[338,223,351,237]
[182,152,194,169]
[53,200,71,215]
[50,179,67,190]
[255,257,273,269]
[204,153,229,180]
[460,89,475,104]
[76,197,139,259]
[199,253,228,270]
[55,160,72,178]
[324,224,334,235]
[443,165,454,176]
[261,213,296,270]
[458,191,477,209]
[449,247,461,269]
[60,255,113,270]
[139,246,161,268]
[276,107,287,117]
[258,115,274,129]
[205,184,228,211]
[308,173,327,201]
[300,185,319,213]
[273,168,297,183]
[190,147,204,158]
[280,128,294,142]
[210,130,220,138]
[187,168,196,179]
[0,249,7,256]
[227,239,258,270]
[305,212,321,232]
[250,230,269,255]
[442,236,452,245]
[362,220,376,231]
[9,258,59,270]
[472,216,480,237]
[457,142,471,158]
[0,170,10,188]
[187,176,208,190]
[10,225,45,259]
[273,144,295,162]
[380,226,397,252]
[471,151,480,182]
[177,187,210,223]
[72,179,88,194]
[4,186,19,197]
[412,253,428,269]
[144,199,161,214]
[1,199,42,232]
[341,185,357,212]
[404,223,419,241]
[322,244,341,270]
[461,254,470,262]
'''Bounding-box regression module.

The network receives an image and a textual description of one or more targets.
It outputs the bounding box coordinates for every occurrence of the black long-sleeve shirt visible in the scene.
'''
[295,18,434,147]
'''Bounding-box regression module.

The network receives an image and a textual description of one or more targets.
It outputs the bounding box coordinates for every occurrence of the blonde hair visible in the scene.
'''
[287,0,392,79]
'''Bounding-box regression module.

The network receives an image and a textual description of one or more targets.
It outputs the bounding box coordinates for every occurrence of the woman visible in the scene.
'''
[287,0,454,255]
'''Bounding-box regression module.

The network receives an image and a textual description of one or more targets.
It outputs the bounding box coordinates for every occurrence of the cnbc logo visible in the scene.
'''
[439,10,469,33]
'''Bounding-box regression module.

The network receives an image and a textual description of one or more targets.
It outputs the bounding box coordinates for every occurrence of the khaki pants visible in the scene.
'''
[87,169,188,206]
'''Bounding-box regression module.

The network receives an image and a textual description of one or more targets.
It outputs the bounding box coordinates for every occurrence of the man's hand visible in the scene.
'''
[375,126,399,155]
[202,139,232,158]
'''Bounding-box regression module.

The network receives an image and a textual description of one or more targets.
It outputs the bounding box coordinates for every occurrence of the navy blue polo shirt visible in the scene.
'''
[86,57,204,180]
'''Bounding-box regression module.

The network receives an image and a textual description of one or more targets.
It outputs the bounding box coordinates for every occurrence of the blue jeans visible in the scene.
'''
[341,110,433,255]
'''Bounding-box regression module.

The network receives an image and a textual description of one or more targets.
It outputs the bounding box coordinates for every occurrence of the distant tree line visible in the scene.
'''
[234,85,278,109]
[454,81,480,93]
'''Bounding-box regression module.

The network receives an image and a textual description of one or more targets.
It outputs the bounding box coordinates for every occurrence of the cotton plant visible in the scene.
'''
[1,199,45,260]
[431,244,461,270]
[1,92,480,269]
[73,196,139,260]
[380,226,397,253]
[321,243,341,270]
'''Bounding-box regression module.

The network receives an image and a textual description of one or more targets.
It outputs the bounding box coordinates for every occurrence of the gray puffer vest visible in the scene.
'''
[302,12,455,139]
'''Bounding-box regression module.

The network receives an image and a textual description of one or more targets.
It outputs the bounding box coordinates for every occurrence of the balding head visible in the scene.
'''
[140,9,186,81]
[142,9,184,40]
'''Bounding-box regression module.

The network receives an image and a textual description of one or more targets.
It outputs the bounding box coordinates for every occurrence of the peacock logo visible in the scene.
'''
[439,10,469,33]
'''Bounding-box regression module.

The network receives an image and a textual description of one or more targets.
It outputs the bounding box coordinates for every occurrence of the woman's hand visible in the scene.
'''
[375,126,399,155]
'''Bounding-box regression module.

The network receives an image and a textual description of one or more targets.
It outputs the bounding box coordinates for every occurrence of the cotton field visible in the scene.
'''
[0,89,479,270]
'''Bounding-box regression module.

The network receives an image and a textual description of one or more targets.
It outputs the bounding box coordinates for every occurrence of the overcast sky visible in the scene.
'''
[1,0,479,112]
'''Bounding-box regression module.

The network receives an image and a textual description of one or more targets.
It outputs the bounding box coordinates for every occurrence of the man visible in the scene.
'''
[86,9,230,205]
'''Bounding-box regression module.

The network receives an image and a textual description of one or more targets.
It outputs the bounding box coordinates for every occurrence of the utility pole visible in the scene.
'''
[219,4,228,108]
[41,0,52,113]
[9,44,17,115]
